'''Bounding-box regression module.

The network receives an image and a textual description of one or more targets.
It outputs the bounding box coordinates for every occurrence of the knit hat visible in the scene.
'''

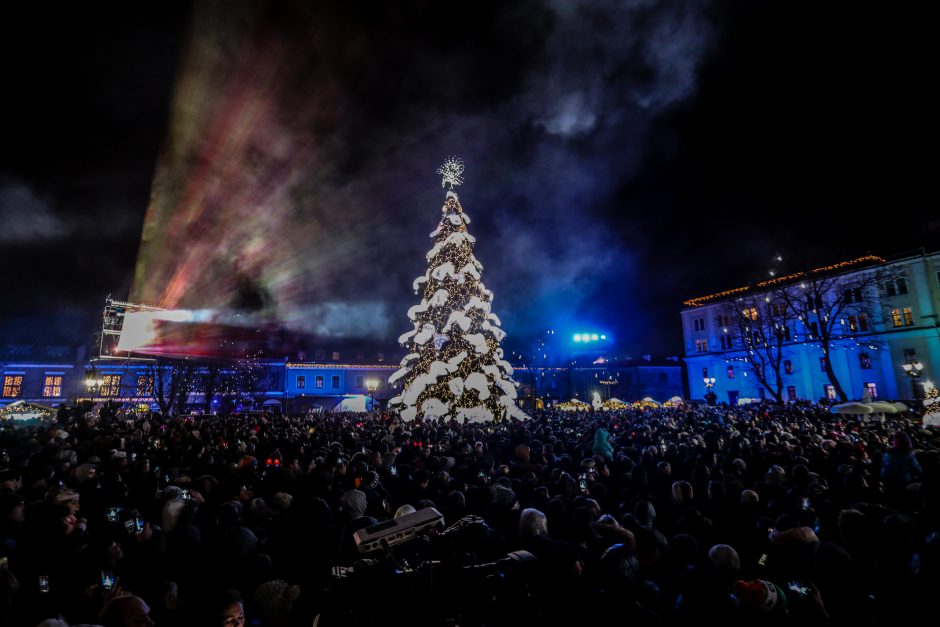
[340,489,367,518]
[708,544,741,571]
[733,579,787,612]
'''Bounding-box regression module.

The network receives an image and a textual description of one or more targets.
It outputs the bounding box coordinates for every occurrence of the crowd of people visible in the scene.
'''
[0,400,938,625]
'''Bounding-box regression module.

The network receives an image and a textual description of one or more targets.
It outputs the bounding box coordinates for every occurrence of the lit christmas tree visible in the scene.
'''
[922,381,940,427]
[388,158,528,423]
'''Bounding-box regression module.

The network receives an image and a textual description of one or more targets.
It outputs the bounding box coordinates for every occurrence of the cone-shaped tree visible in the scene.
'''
[389,159,528,423]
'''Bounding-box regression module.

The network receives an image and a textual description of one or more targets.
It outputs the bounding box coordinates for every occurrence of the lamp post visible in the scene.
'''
[365,378,378,411]
[703,377,716,406]
[901,360,925,400]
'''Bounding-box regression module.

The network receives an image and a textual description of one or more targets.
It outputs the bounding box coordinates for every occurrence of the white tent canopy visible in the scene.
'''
[0,400,55,421]
[831,402,873,415]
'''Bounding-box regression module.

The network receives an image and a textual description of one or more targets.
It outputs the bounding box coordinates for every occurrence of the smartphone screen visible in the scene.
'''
[181,489,191,500]
[107,507,122,523]
[38,575,50,593]
[101,571,115,589]
[801,497,811,510]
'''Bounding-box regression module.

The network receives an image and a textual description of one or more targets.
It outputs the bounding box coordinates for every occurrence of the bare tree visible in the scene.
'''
[723,288,795,403]
[148,359,195,417]
[780,266,894,402]
[200,364,222,414]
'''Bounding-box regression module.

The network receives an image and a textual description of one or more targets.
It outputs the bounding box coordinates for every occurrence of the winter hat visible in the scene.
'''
[272,492,293,511]
[741,489,760,505]
[340,489,367,518]
[708,544,741,571]
[733,579,787,612]
[75,463,96,483]
[359,471,380,491]
[394,504,416,519]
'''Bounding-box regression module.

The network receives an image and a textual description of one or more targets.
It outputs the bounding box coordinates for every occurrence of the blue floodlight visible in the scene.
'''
[573,334,582,342]
[600,334,606,340]
[591,334,599,341]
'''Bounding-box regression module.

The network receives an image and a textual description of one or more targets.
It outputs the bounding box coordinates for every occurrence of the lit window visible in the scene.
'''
[100,375,122,397]
[297,376,306,389]
[824,384,836,400]
[332,352,341,361]
[865,382,878,399]
[695,339,708,353]
[43,375,63,397]
[136,375,154,396]
[3,375,23,398]
[315,376,324,389]
[742,307,758,321]
[891,308,903,327]
[903,307,914,326]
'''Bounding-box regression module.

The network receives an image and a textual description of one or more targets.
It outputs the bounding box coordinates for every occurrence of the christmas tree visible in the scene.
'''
[388,158,528,423]
[923,380,940,427]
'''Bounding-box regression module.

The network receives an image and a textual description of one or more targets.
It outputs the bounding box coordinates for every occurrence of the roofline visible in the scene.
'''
[681,255,887,309]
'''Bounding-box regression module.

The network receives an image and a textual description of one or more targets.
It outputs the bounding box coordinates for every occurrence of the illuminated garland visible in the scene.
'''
[683,255,887,307]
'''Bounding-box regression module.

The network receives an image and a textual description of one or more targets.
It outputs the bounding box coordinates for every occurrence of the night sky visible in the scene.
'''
[1,1,936,358]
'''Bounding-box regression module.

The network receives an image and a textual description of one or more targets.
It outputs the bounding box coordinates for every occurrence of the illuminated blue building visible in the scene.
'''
[681,250,940,404]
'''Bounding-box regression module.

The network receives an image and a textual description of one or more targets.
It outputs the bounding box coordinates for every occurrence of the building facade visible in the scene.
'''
[680,251,940,404]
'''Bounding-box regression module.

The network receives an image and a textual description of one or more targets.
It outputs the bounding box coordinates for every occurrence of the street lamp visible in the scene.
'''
[365,378,378,411]
[901,360,925,399]
[703,377,716,406]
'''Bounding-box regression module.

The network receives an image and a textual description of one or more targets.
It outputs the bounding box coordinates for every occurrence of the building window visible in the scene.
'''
[136,375,153,396]
[903,307,914,326]
[784,360,793,374]
[315,376,324,389]
[693,318,705,331]
[296,375,306,389]
[315,351,325,361]
[742,307,758,321]
[3,375,23,398]
[848,313,869,333]
[897,278,907,294]
[892,308,903,327]
[720,336,734,350]
[824,384,836,400]
[820,357,828,372]
[727,366,734,379]
[332,352,341,361]
[100,375,122,397]
[787,386,797,402]
[43,375,63,397]
[331,375,340,388]
[865,382,878,399]
[702,368,709,378]
[695,339,708,353]
[904,348,916,360]
[377,352,385,362]
[936,270,940,288]
[355,375,364,388]
[859,353,872,369]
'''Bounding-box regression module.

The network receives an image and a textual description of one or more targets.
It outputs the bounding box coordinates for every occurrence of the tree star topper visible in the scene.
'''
[437,157,465,189]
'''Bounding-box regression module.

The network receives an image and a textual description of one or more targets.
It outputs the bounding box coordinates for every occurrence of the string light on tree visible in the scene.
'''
[388,158,528,423]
